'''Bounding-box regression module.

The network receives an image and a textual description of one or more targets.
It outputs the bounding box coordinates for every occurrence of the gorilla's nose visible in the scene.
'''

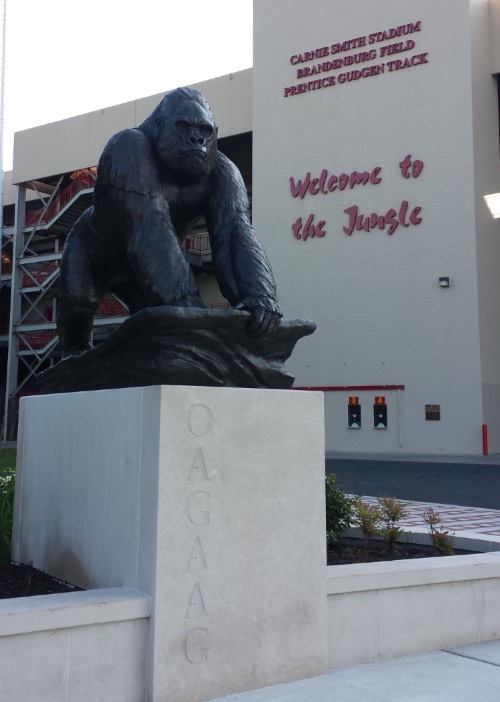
[188,133,205,146]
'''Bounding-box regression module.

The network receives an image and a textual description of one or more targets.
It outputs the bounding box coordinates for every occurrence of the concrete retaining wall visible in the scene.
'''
[327,552,500,669]
[0,588,151,701]
[2,552,500,700]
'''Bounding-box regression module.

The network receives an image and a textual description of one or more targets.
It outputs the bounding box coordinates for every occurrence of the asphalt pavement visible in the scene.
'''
[326,452,500,510]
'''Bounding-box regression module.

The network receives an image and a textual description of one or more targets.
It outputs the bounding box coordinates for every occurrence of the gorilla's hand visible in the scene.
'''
[235,296,282,338]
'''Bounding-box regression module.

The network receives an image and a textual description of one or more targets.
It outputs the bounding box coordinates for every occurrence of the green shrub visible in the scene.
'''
[0,448,16,474]
[325,475,353,544]
[353,498,382,555]
[352,496,408,557]
[0,466,15,564]
[423,507,454,556]
[376,496,408,556]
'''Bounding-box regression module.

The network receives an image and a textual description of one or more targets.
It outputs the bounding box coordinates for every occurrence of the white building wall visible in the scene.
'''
[471,1,500,453]
[489,0,500,70]
[253,0,488,454]
[12,70,253,184]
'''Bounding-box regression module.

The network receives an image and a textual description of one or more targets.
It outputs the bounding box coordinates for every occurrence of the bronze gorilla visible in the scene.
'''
[57,87,281,356]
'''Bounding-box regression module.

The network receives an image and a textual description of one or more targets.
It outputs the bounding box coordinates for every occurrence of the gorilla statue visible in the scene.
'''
[57,87,281,357]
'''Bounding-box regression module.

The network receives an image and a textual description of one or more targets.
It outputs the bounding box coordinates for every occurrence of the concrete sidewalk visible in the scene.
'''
[209,641,500,701]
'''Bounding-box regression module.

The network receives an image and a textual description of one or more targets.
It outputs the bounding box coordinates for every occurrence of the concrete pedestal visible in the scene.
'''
[13,385,326,702]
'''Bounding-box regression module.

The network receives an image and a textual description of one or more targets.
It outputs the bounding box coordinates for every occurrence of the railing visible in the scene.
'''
[96,299,129,317]
[185,232,211,255]
[22,261,59,288]
[18,330,56,351]
[25,171,95,227]
[1,259,12,275]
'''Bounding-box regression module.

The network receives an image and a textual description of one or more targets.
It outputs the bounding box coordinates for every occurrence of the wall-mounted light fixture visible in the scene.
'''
[439,276,450,288]
[484,193,500,219]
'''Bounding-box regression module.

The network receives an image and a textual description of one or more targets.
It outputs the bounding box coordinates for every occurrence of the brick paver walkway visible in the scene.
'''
[361,497,500,537]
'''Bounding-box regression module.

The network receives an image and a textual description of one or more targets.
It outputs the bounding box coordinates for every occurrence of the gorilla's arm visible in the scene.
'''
[92,129,200,307]
[205,153,282,336]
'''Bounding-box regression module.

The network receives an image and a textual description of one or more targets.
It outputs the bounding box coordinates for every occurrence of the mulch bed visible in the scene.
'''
[0,562,82,599]
[327,540,450,565]
[0,542,461,599]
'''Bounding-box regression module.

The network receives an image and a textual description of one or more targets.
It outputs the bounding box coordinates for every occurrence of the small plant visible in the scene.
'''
[0,466,16,565]
[377,496,408,557]
[0,448,16,474]
[325,474,354,545]
[352,498,382,556]
[423,507,454,556]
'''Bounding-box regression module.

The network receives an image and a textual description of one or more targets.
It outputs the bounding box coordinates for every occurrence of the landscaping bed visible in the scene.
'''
[0,539,462,599]
[328,539,444,565]
[0,562,82,599]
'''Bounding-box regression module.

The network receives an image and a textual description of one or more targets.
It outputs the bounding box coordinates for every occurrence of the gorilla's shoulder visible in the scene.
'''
[98,129,156,181]
[206,151,248,211]
[212,151,245,183]
[104,128,152,154]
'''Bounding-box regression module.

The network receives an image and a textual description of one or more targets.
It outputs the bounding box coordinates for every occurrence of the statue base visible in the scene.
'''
[38,307,316,393]
[13,385,327,701]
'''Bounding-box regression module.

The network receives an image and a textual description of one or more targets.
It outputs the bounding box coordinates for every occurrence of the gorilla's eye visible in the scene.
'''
[199,124,214,138]
[174,120,214,139]
[175,120,191,134]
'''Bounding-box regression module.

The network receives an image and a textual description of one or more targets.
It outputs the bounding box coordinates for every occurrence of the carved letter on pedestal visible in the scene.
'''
[187,491,211,525]
[186,582,208,619]
[183,628,209,664]
[188,404,214,437]
[188,448,211,482]
[186,536,208,572]
[182,404,216,666]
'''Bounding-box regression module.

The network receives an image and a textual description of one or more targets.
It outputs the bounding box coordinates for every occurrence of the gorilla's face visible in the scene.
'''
[155,99,218,183]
